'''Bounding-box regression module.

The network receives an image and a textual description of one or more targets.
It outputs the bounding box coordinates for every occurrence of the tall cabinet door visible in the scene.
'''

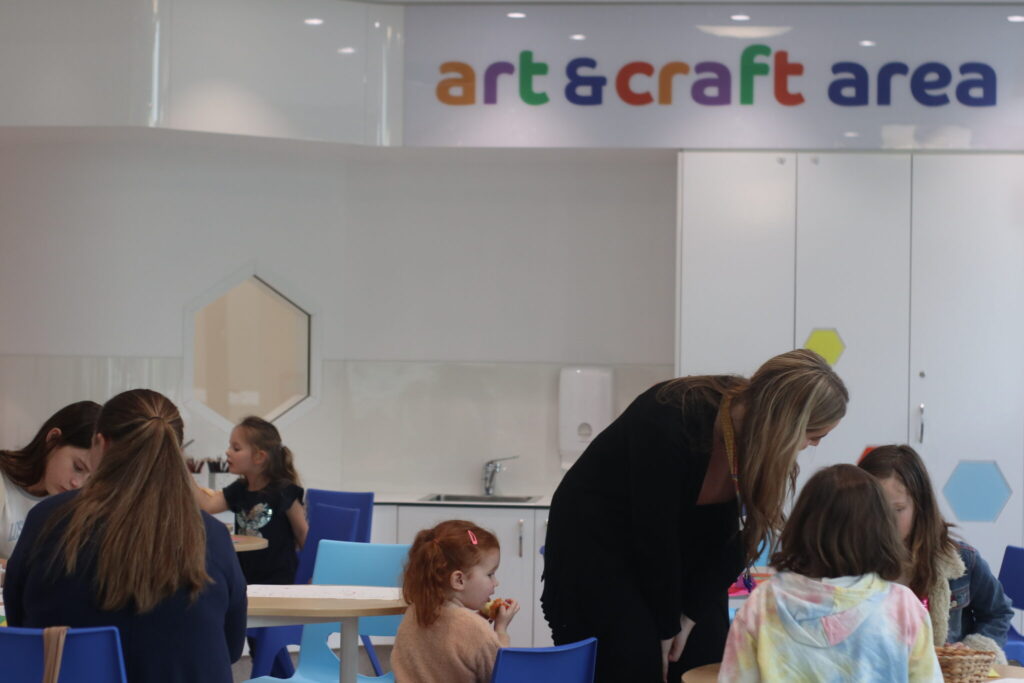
[910,155,1024,570]
[794,153,912,487]
[678,152,796,377]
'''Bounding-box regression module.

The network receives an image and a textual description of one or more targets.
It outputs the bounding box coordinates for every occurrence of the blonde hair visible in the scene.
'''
[47,389,209,613]
[236,416,300,487]
[737,349,848,562]
[658,349,848,564]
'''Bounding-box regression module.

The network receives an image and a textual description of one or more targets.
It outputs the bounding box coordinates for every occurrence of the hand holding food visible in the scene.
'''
[479,598,512,620]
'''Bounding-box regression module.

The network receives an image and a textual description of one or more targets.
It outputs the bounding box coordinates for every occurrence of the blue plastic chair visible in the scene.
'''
[306,490,375,543]
[248,503,362,678]
[245,539,411,683]
[303,490,383,676]
[490,637,598,683]
[998,545,1024,663]
[0,625,128,682]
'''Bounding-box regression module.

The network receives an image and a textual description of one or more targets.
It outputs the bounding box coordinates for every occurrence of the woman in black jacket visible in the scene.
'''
[541,349,848,682]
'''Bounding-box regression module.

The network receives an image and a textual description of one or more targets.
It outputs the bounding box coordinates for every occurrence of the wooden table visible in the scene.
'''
[231,534,269,552]
[681,662,1024,681]
[247,584,406,683]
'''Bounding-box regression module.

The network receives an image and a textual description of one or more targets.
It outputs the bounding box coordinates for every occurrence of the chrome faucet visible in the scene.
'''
[483,456,519,496]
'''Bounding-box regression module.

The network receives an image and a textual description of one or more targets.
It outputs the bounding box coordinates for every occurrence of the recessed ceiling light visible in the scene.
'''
[859,40,876,47]
[374,21,381,28]
[843,131,860,138]
[731,14,751,21]
[1008,14,1024,22]
[506,12,526,19]
[304,18,323,26]
[338,47,356,54]
[570,33,586,41]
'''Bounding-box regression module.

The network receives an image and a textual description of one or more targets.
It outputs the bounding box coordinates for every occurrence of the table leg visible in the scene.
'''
[339,616,359,683]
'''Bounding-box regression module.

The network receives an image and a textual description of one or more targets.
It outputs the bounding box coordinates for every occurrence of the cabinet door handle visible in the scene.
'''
[919,403,925,443]
[518,519,524,558]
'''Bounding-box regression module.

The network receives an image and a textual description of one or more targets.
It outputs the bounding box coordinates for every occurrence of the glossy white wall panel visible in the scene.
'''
[0,129,675,364]
[910,154,1024,570]
[163,0,400,144]
[0,0,156,126]
[678,152,796,377]
[794,153,911,483]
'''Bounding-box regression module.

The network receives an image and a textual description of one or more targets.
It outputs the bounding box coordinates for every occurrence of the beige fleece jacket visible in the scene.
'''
[391,603,502,683]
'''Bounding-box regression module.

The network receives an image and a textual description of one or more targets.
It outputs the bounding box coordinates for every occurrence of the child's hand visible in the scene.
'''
[492,598,520,632]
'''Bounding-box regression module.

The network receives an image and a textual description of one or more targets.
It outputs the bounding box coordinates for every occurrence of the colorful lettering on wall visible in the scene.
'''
[435,46,997,107]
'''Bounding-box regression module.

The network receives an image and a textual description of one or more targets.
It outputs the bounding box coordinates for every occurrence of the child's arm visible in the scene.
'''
[286,499,308,550]
[193,481,228,514]
[718,599,762,683]
[908,611,944,682]
[492,598,520,648]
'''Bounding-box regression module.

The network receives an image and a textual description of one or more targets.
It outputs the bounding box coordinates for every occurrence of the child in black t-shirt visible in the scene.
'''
[195,416,308,584]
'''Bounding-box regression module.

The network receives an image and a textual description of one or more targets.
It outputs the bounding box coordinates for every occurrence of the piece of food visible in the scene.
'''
[479,598,510,620]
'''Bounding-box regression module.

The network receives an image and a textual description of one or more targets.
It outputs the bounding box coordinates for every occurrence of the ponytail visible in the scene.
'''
[401,520,499,627]
[49,389,209,613]
[237,416,300,487]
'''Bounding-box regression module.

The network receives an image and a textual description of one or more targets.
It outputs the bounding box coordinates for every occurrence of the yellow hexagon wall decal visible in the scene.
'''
[804,328,845,366]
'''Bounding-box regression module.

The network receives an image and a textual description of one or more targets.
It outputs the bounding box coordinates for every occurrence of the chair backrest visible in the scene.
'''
[294,503,361,585]
[295,540,412,679]
[999,545,1024,610]
[490,637,598,683]
[306,490,375,543]
[0,626,128,683]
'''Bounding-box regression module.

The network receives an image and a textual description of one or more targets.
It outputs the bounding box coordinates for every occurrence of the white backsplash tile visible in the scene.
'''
[0,355,672,496]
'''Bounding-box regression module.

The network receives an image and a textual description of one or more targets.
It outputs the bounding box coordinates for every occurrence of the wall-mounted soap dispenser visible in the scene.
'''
[558,367,614,470]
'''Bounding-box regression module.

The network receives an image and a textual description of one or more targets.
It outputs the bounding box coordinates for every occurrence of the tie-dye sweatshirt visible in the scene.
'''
[718,572,943,683]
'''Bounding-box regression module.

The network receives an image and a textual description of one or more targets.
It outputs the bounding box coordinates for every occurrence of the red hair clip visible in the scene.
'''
[467,530,478,545]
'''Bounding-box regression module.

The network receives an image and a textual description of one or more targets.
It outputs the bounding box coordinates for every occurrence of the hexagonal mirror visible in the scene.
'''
[193,276,310,423]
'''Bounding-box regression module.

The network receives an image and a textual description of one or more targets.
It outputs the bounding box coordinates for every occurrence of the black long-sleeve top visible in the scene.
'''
[3,491,247,683]
[541,380,744,641]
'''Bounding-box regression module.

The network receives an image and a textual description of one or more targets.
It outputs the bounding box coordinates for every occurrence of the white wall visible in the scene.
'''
[0,127,677,493]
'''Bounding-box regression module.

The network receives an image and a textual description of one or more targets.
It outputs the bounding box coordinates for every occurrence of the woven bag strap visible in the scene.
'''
[42,626,69,683]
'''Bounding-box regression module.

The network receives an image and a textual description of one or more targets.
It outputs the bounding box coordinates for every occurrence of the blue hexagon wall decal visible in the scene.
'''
[942,460,1011,522]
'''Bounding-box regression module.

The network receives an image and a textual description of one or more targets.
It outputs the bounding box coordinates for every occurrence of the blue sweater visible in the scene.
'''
[3,491,247,683]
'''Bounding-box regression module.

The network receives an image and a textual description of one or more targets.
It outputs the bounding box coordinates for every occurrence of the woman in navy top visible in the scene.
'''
[3,389,247,683]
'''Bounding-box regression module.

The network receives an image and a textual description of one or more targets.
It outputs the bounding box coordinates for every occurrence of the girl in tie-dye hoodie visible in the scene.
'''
[719,465,943,683]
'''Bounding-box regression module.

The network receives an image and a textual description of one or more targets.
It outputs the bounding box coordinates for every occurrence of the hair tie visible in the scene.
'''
[467,530,478,545]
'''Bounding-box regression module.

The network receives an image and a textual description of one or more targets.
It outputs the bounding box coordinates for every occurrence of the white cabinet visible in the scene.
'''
[909,155,1024,569]
[371,504,398,544]
[396,505,541,647]
[533,511,553,647]
[678,151,1024,570]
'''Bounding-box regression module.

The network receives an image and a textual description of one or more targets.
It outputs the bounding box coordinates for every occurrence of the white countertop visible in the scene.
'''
[374,491,552,508]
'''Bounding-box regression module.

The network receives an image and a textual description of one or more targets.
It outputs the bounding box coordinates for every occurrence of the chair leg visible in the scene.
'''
[269,645,297,678]
[362,635,384,677]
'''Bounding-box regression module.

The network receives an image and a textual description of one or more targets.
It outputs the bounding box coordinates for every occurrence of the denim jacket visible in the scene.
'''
[945,542,1013,648]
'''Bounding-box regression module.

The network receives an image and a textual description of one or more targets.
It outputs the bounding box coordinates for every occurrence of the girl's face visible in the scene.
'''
[452,548,501,611]
[800,421,840,451]
[40,440,100,495]
[226,427,265,476]
[880,476,915,542]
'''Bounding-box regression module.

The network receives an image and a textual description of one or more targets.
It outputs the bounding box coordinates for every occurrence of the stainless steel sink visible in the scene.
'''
[420,493,540,504]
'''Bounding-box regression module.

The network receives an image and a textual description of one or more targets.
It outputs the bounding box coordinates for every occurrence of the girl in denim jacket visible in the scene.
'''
[860,444,1013,662]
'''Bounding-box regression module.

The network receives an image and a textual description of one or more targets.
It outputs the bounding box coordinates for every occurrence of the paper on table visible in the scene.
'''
[247,584,402,600]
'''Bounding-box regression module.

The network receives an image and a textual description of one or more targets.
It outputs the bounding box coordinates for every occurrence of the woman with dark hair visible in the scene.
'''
[0,400,101,561]
[860,444,1013,662]
[3,389,247,683]
[541,349,849,682]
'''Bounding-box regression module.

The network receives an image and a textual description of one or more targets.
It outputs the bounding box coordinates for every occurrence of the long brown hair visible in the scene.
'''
[236,416,300,487]
[0,401,101,489]
[771,464,906,580]
[48,389,209,613]
[402,519,500,627]
[859,444,953,597]
[737,349,848,562]
[658,349,848,564]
